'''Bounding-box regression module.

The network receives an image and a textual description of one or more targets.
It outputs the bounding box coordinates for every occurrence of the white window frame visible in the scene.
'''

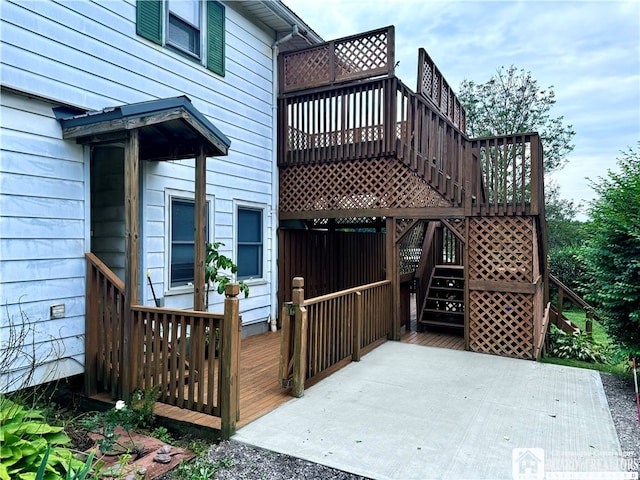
[234,200,267,285]
[166,0,202,60]
[164,189,214,296]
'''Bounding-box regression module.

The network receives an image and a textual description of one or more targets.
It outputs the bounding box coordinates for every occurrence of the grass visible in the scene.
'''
[541,308,632,377]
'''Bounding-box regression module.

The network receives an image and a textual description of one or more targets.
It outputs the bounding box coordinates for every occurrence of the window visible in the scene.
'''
[237,207,263,280]
[170,198,209,288]
[136,0,225,76]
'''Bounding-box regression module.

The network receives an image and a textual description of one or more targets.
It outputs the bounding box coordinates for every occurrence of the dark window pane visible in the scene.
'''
[170,199,208,287]
[237,208,262,279]
[168,14,200,56]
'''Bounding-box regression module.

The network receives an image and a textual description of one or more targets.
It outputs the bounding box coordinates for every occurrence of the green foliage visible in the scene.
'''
[0,395,86,480]
[549,247,588,295]
[80,388,159,455]
[545,182,585,251]
[459,65,575,173]
[582,145,640,356]
[149,426,173,444]
[547,325,611,364]
[204,242,249,306]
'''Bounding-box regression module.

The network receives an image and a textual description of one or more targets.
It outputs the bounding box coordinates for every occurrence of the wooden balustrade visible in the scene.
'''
[548,274,599,335]
[279,277,392,397]
[417,48,466,131]
[85,254,241,438]
[469,133,544,216]
[280,26,395,93]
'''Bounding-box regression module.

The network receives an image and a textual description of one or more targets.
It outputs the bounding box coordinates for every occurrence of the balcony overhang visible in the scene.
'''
[58,95,230,160]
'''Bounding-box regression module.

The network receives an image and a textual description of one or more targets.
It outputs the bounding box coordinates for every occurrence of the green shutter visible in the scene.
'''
[136,0,163,45]
[207,1,225,76]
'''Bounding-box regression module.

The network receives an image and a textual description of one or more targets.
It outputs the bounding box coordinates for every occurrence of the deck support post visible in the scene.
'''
[386,217,401,340]
[352,291,363,361]
[221,283,241,440]
[291,277,307,397]
[194,146,207,312]
[123,128,140,401]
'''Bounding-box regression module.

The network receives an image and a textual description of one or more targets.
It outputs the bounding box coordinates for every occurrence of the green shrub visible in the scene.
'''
[0,395,86,480]
[547,325,611,364]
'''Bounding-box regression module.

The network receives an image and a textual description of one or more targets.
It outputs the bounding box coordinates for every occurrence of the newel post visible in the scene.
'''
[220,283,241,440]
[292,277,308,398]
[352,291,363,362]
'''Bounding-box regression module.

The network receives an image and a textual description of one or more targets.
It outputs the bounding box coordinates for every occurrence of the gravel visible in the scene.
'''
[205,371,640,479]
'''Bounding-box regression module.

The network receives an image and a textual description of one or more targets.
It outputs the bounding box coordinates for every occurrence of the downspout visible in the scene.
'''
[270,25,299,328]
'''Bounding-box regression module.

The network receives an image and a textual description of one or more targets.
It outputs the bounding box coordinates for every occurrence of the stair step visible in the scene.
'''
[423,308,464,316]
[427,297,463,303]
[430,286,464,292]
[419,320,464,329]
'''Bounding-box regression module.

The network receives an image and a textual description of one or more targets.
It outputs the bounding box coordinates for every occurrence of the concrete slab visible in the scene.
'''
[234,342,626,480]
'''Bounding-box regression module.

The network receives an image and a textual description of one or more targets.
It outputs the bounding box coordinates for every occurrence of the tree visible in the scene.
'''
[582,145,640,355]
[459,65,575,173]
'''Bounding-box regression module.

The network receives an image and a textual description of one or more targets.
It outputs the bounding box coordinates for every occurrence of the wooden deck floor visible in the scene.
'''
[91,323,464,433]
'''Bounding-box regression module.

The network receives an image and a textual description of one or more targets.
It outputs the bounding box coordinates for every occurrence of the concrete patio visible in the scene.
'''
[234,342,626,479]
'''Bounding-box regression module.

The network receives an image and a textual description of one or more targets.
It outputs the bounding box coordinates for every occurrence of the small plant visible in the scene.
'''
[548,325,611,363]
[81,388,159,457]
[0,395,87,480]
[204,242,249,307]
[171,455,233,480]
[150,426,173,444]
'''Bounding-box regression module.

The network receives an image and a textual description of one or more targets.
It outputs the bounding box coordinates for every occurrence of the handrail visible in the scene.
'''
[86,252,124,292]
[302,279,391,306]
[130,304,225,320]
[548,274,598,316]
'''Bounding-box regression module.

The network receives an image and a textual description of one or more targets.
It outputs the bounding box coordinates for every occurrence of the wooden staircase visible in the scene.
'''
[418,265,464,333]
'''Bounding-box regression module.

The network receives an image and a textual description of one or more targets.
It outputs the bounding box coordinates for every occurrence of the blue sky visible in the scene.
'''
[284,0,640,217]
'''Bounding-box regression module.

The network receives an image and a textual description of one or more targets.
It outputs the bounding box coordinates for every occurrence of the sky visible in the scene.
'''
[283,0,640,218]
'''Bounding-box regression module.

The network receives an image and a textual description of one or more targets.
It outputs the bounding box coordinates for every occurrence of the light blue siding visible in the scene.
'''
[1,0,281,390]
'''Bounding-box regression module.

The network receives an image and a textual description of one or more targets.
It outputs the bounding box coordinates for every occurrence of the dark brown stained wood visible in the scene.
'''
[193,148,206,311]
[280,207,467,221]
[122,128,140,400]
[468,280,537,295]
[401,329,465,350]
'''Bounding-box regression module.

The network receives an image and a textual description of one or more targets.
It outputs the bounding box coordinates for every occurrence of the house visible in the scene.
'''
[0,0,322,394]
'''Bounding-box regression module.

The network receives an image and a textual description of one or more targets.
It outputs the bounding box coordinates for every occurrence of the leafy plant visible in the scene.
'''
[80,388,159,457]
[170,455,233,480]
[204,242,249,307]
[0,395,86,480]
[547,325,611,364]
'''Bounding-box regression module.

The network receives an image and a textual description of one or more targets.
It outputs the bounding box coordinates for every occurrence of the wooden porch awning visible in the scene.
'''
[58,95,230,160]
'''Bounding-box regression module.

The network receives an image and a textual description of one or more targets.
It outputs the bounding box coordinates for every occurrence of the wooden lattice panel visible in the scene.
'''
[334,30,388,80]
[399,221,426,274]
[468,216,534,283]
[468,291,534,359]
[280,158,452,213]
[283,45,330,91]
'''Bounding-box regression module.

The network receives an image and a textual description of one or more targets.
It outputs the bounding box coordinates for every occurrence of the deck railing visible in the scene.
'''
[417,48,466,131]
[469,133,544,216]
[279,277,392,397]
[280,26,395,93]
[85,253,241,438]
[548,274,599,335]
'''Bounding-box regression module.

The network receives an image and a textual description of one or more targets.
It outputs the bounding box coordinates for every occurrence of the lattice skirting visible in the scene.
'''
[468,216,534,283]
[469,290,534,359]
[280,158,452,213]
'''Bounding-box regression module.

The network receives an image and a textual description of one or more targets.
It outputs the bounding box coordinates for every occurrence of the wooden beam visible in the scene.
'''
[279,207,466,221]
[123,128,140,400]
[440,218,466,244]
[194,147,207,312]
[220,284,241,439]
[468,279,537,295]
[386,217,401,340]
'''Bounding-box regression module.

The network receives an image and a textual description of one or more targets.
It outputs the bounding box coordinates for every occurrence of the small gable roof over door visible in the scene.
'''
[58,96,230,160]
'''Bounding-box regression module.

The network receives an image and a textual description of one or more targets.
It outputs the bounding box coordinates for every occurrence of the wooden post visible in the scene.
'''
[194,147,207,311]
[84,259,98,396]
[291,277,307,398]
[557,287,564,322]
[352,291,362,361]
[220,283,240,440]
[530,135,540,215]
[386,217,401,340]
[123,128,140,400]
[586,310,593,336]
[464,217,470,350]
[278,302,293,387]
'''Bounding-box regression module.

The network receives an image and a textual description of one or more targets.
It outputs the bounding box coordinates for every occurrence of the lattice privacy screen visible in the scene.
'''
[279,158,452,213]
[468,216,537,359]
